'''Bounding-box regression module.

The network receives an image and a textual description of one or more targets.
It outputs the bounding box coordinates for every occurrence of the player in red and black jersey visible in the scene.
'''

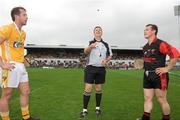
[137,24,180,120]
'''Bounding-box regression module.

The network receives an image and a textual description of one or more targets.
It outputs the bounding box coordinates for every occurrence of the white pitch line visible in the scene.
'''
[10,85,48,103]
[170,83,180,87]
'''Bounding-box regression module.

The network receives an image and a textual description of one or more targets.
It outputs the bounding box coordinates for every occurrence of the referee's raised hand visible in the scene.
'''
[90,42,97,49]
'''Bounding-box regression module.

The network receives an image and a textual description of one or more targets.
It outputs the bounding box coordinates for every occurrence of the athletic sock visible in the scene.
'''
[142,112,150,120]
[83,109,87,112]
[0,111,10,120]
[96,91,102,108]
[96,107,100,110]
[21,105,30,120]
[162,114,170,120]
[83,91,91,110]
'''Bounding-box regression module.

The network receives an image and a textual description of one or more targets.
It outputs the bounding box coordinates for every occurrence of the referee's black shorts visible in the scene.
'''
[84,65,106,84]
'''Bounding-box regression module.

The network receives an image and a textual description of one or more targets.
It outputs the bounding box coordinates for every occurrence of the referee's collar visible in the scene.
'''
[94,38,103,42]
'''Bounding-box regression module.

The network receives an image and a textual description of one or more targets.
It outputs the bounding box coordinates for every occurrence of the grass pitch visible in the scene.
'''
[0,68,180,120]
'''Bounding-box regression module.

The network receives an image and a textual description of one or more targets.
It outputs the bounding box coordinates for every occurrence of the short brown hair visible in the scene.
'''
[94,26,102,32]
[146,24,158,35]
[11,7,26,21]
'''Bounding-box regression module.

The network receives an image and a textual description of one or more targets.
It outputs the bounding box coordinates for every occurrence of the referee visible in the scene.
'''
[79,26,113,119]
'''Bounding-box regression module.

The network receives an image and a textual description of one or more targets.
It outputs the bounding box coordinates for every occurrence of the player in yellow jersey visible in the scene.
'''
[0,7,40,120]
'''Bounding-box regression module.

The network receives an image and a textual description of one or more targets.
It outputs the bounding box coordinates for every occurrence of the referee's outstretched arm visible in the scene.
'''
[84,42,97,55]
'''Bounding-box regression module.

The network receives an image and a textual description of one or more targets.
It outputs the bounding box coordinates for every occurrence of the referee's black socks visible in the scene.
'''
[96,91,102,109]
[83,91,91,110]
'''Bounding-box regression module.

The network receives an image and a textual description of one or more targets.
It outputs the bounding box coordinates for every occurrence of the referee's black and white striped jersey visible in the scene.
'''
[86,39,113,67]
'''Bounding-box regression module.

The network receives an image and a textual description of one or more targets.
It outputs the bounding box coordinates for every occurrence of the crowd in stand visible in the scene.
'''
[25,49,141,69]
[25,48,180,69]
[29,58,81,68]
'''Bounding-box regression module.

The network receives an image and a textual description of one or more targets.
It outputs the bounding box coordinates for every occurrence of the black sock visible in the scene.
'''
[96,91,102,108]
[83,91,91,109]
[142,112,150,120]
[162,114,170,120]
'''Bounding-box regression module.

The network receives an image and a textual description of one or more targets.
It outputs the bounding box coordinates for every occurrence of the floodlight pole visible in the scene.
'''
[179,11,180,50]
[174,4,180,50]
[179,0,180,50]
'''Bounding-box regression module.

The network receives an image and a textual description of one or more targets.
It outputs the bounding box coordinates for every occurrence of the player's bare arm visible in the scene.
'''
[156,58,178,75]
[0,37,15,70]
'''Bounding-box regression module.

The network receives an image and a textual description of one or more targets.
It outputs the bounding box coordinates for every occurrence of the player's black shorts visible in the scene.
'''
[84,65,106,84]
[143,70,169,90]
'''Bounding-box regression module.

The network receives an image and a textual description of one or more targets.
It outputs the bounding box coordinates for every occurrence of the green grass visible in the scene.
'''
[0,68,180,120]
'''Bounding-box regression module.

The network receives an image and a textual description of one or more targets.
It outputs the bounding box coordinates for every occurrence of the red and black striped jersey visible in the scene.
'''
[143,38,180,70]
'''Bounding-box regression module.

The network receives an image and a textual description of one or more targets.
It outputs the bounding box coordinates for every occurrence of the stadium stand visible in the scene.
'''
[25,45,143,69]
[25,45,180,69]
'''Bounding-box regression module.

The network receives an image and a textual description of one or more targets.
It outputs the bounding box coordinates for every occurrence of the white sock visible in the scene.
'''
[83,109,87,112]
[96,107,100,110]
